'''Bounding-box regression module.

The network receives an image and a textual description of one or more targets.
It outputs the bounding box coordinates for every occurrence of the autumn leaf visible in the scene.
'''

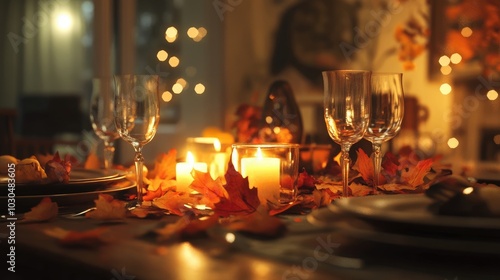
[401,158,435,187]
[378,183,415,193]
[84,152,100,169]
[44,227,108,248]
[143,178,176,201]
[214,161,260,217]
[190,169,228,204]
[153,191,204,216]
[352,148,373,185]
[85,194,127,220]
[349,182,372,197]
[297,170,316,189]
[221,207,286,238]
[45,152,72,184]
[22,197,58,222]
[148,149,177,180]
[154,215,219,241]
[381,152,399,177]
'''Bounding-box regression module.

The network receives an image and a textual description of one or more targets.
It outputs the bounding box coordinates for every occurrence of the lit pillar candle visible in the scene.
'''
[240,148,281,204]
[210,139,227,180]
[176,151,208,193]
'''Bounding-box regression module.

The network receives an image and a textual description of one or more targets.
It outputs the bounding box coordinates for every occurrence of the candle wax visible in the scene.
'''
[240,157,280,204]
[176,162,207,193]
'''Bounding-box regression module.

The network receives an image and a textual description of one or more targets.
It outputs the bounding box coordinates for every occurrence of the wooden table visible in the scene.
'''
[2,211,500,280]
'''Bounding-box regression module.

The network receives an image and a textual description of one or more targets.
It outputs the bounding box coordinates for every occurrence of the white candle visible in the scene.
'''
[240,148,281,204]
[176,151,208,193]
[210,139,227,180]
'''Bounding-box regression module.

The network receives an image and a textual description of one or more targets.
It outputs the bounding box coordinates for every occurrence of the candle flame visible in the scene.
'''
[214,139,221,152]
[186,151,195,166]
[256,147,263,159]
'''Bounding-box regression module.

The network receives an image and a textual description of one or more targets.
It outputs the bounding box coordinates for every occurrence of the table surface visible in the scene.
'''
[2,208,500,280]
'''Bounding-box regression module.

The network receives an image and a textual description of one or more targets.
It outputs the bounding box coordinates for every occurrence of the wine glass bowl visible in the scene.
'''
[113,75,160,207]
[90,77,120,169]
[364,72,404,191]
[323,70,371,197]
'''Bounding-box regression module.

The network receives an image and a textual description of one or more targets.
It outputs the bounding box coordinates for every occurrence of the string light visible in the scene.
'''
[157,50,168,61]
[162,91,173,102]
[440,83,452,95]
[194,83,205,94]
[447,138,459,149]
[487,90,498,100]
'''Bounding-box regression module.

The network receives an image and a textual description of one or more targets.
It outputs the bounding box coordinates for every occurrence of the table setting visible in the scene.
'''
[2,72,500,280]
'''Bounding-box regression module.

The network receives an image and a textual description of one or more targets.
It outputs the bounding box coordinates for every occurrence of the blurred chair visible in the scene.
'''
[0,109,16,155]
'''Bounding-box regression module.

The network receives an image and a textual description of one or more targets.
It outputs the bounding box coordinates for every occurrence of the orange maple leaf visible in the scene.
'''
[153,191,200,216]
[85,194,127,220]
[214,161,260,217]
[22,197,58,222]
[401,158,435,187]
[352,148,373,185]
[381,152,399,177]
[190,169,228,204]
[148,149,177,180]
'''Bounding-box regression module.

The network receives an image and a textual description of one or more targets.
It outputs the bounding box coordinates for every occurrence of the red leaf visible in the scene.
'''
[214,161,260,217]
[45,152,72,184]
[297,170,316,189]
[44,227,108,248]
[382,152,399,177]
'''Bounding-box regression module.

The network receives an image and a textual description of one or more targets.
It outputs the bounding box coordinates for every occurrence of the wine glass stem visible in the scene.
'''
[372,143,382,194]
[134,147,144,207]
[341,144,351,198]
[103,141,115,169]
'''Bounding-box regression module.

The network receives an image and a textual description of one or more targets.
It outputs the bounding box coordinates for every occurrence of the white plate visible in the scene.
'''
[307,206,500,256]
[332,193,500,230]
[0,168,128,196]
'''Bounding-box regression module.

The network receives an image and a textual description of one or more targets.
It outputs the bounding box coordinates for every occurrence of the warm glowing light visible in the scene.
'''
[494,134,500,145]
[225,233,236,243]
[157,50,168,61]
[187,27,199,38]
[198,27,207,37]
[214,139,221,152]
[165,27,178,43]
[172,83,183,94]
[447,137,459,149]
[186,151,195,165]
[461,27,473,37]
[56,12,73,31]
[450,53,462,64]
[440,83,452,95]
[462,187,474,195]
[439,55,450,66]
[487,90,498,100]
[194,83,205,94]
[176,78,187,87]
[265,116,273,124]
[162,91,173,102]
[273,127,281,134]
[440,66,452,75]
[169,56,180,67]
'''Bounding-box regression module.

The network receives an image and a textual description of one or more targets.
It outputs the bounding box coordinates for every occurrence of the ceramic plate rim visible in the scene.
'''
[332,193,500,230]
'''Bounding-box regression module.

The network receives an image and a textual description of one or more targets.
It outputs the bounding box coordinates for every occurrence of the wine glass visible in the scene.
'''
[90,77,120,169]
[323,70,371,198]
[364,72,404,193]
[114,75,160,207]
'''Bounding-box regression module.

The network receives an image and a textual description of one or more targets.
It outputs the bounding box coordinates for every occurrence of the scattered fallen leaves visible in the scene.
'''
[85,194,127,220]
[221,207,286,238]
[22,197,58,222]
[44,227,108,248]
